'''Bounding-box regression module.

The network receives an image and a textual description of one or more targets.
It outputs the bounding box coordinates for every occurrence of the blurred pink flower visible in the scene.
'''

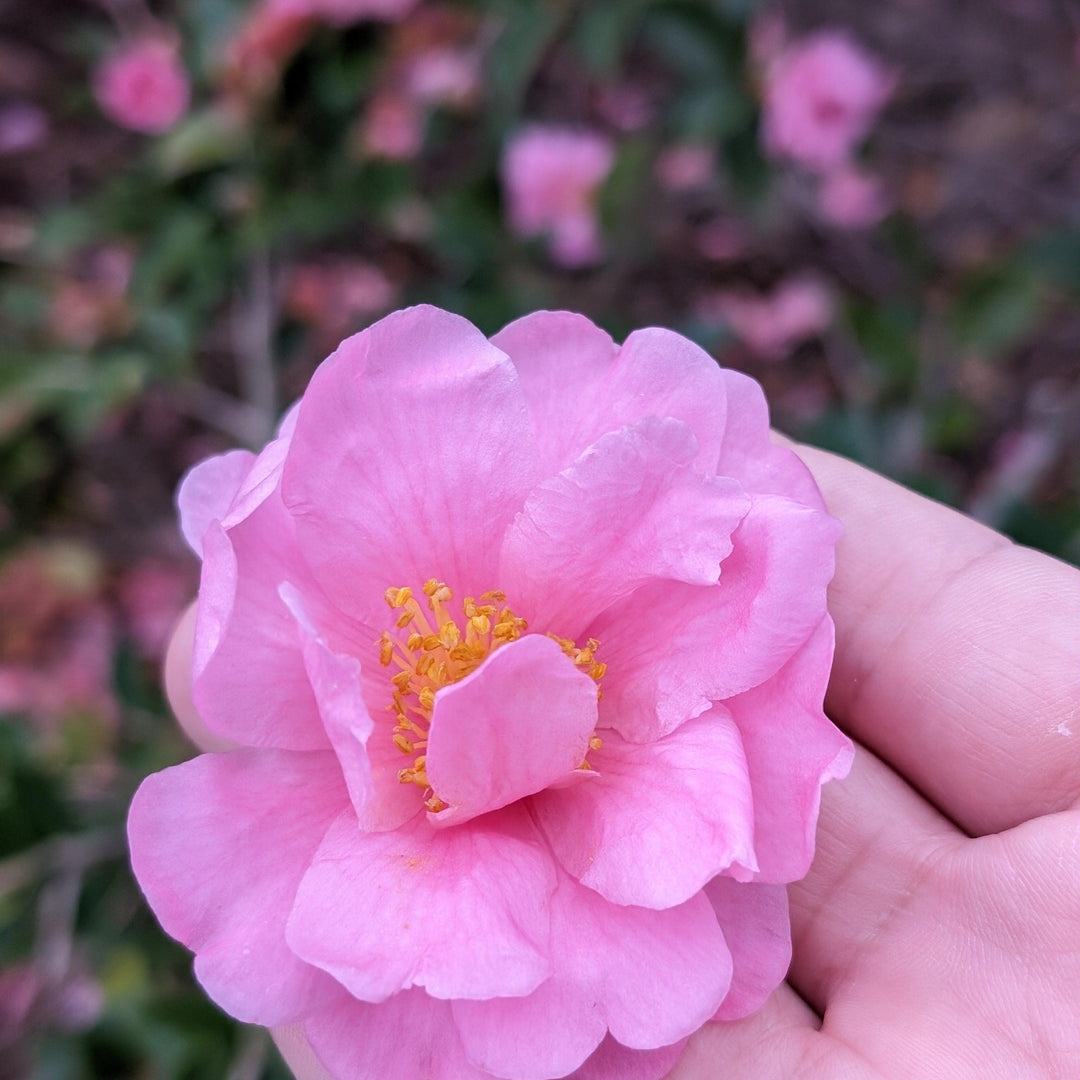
[705,277,834,361]
[130,305,849,1080]
[594,85,654,132]
[818,166,891,228]
[502,126,616,267]
[404,47,480,107]
[0,102,48,154]
[286,259,397,329]
[762,30,896,173]
[696,219,747,262]
[359,92,424,159]
[656,142,714,192]
[93,39,190,135]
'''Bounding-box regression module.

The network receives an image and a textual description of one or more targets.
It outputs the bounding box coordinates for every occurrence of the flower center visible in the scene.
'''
[379,579,606,813]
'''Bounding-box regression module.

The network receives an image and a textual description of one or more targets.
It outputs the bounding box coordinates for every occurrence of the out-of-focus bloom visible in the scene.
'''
[403,46,480,108]
[762,30,895,173]
[358,92,424,159]
[49,249,134,350]
[93,39,190,135]
[656,143,714,192]
[704,277,834,361]
[130,305,850,1080]
[818,166,891,228]
[502,126,616,267]
[0,102,48,154]
[119,560,193,661]
[285,260,397,329]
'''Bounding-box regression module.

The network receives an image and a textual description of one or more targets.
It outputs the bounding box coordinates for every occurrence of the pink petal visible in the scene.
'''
[593,493,840,742]
[454,871,729,1077]
[705,877,791,1021]
[305,988,491,1080]
[500,417,750,638]
[193,501,330,750]
[726,618,853,882]
[533,709,756,909]
[572,1037,687,1080]
[282,584,378,823]
[177,449,255,557]
[281,305,542,626]
[426,634,599,827]
[716,369,826,509]
[286,804,555,1002]
[492,312,728,475]
[127,749,346,1025]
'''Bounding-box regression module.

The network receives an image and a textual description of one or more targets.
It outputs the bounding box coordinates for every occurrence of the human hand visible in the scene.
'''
[163,443,1080,1080]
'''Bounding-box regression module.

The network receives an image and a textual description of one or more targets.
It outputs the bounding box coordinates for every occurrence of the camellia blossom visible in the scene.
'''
[501,127,616,268]
[762,29,896,174]
[704,277,835,362]
[129,306,852,1080]
[93,39,190,135]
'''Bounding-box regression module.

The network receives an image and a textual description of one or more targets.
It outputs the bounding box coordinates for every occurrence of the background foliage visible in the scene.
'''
[0,0,1078,1076]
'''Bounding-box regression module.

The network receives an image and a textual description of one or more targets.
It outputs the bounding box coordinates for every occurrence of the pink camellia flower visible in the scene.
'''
[129,306,851,1080]
[502,126,616,268]
[762,29,896,174]
[704,277,834,361]
[93,39,190,135]
[818,165,891,228]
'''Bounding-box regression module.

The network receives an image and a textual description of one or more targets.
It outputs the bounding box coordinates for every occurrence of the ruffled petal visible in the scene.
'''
[454,872,729,1077]
[593,493,840,742]
[177,449,255,557]
[492,312,728,475]
[426,635,598,827]
[305,988,493,1080]
[533,709,756,909]
[193,502,329,751]
[571,1037,687,1080]
[726,618,853,882]
[716,369,826,508]
[281,305,542,626]
[287,804,555,1003]
[500,417,750,638]
[127,749,346,1026]
[705,877,791,1021]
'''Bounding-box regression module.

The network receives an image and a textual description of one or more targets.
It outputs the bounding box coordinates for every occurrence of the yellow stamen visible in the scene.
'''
[380,581,606,813]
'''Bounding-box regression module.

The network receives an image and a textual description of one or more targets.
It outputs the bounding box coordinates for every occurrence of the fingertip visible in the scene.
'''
[163,602,235,754]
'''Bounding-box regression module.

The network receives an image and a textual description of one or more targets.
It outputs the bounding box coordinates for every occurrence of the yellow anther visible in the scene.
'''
[396,610,414,629]
[385,586,412,608]
[481,589,506,601]
[392,670,412,693]
[379,633,394,666]
[439,621,461,648]
[418,686,436,712]
[406,631,424,651]
[590,662,607,680]
[422,634,442,652]
[589,735,603,751]
[470,614,491,635]
[393,733,415,754]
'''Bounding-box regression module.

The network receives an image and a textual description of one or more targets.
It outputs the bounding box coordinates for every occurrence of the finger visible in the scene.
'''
[793,443,1080,835]
[163,603,235,754]
[786,743,961,1014]
[671,984,876,1079]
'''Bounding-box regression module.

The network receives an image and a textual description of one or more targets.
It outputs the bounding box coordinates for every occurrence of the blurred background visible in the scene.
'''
[0,0,1078,1075]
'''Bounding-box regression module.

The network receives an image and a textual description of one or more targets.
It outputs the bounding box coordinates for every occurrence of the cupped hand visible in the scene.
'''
[163,443,1080,1080]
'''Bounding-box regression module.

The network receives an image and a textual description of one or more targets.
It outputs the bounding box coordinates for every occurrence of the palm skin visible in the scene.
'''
[165,444,1080,1080]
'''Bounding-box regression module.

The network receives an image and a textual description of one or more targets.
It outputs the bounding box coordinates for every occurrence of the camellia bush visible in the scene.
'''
[0,0,1078,1077]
